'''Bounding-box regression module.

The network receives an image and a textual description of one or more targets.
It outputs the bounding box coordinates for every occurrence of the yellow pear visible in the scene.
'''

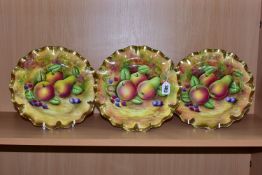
[54,75,76,98]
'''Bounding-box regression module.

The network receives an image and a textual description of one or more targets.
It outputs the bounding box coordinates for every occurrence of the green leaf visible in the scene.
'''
[202,66,216,76]
[72,67,80,77]
[229,82,241,94]
[181,91,191,103]
[131,96,143,104]
[200,65,207,71]
[120,68,130,80]
[49,97,61,105]
[123,60,131,68]
[205,67,216,76]
[185,68,192,80]
[18,79,24,84]
[36,70,46,83]
[47,64,62,73]
[204,99,214,109]
[138,65,149,74]
[201,65,212,71]
[25,90,35,101]
[190,76,200,87]
[218,62,226,73]
[72,85,84,95]
[233,70,243,78]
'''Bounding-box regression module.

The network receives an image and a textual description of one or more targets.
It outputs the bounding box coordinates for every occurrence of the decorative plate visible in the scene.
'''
[175,49,254,129]
[96,46,179,131]
[9,46,95,129]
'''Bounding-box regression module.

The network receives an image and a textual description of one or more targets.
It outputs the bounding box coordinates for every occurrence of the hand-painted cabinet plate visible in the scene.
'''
[175,49,254,129]
[10,46,95,129]
[96,46,179,131]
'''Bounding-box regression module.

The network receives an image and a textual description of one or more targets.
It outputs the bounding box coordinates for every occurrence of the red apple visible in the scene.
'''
[116,80,137,101]
[130,72,148,87]
[34,81,55,101]
[46,71,64,85]
[189,85,209,105]
[199,73,218,87]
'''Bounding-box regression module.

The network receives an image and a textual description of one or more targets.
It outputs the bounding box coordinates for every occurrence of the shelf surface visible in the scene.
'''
[0,112,262,147]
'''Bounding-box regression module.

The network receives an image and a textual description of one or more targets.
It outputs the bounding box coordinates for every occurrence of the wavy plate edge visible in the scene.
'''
[174,48,255,130]
[9,46,95,129]
[95,45,178,132]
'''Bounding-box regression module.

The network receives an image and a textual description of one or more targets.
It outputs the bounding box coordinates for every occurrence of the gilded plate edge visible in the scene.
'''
[95,45,178,132]
[9,46,95,129]
[174,48,255,130]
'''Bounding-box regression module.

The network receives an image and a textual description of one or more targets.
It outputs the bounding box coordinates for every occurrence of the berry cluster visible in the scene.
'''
[225,97,237,103]
[108,77,119,85]
[110,95,127,107]
[69,98,81,104]
[29,100,48,109]
[152,100,163,107]
[185,103,200,112]
[24,83,34,90]
[181,87,187,92]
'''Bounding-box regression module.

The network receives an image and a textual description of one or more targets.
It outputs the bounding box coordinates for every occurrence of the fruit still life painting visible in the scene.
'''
[175,49,254,129]
[10,46,95,129]
[96,46,179,131]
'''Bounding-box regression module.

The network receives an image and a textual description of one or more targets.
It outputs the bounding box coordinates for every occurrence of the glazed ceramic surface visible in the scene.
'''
[175,49,254,129]
[10,46,95,129]
[96,46,179,131]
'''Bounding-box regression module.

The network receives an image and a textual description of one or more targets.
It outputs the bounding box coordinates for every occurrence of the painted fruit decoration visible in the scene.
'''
[176,49,254,129]
[34,81,55,101]
[96,46,179,131]
[9,46,95,129]
[116,80,137,101]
